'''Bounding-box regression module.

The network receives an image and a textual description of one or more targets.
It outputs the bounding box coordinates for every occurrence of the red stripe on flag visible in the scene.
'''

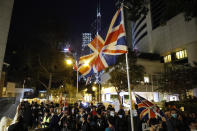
[90,37,104,52]
[103,49,128,54]
[94,56,106,72]
[105,24,124,45]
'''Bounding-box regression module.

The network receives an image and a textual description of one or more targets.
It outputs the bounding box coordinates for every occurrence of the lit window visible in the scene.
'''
[164,54,171,63]
[176,49,187,59]
[144,76,150,83]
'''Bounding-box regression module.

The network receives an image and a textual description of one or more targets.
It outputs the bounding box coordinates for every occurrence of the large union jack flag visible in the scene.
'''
[135,94,161,120]
[76,7,128,76]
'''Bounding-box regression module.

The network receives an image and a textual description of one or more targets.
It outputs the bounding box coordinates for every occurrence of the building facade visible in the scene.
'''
[133,0,197,65]
[0,0,14,79]
[132,0,197,96]
[0,0,14,96]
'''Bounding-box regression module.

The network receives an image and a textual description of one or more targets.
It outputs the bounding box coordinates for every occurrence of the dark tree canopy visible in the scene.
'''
[162,0,197,21]
[158,63,197,99]
[124,0,149,22]
[106,50,145,106]
[5,6,72,90]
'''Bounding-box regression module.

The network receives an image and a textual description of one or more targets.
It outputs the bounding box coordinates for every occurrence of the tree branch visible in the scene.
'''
[38,55,49,74]
[38,80,48,89]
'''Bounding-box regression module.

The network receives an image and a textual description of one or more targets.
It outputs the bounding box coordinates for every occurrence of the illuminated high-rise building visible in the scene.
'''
[81,33,92,55]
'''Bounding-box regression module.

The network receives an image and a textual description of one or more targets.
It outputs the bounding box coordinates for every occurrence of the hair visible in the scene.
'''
[97,109,102,115]
[149,118,159,126]
[82,114,88,120]
[118,109,125,116]
[0,116,13,131]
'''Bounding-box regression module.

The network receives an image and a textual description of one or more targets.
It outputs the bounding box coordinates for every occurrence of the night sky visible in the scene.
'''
[6,0,116,55]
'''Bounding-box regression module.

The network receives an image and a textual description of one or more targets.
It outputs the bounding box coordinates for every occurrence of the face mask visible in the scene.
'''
[171,114,177,118]
[119,115,122,118]
[110,111,115,117]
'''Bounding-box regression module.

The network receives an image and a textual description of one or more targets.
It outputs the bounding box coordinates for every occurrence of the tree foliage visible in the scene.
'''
[162,0,197,22]
[124,0,149,22]
[6,14,75,91]
[107,50,145,106]
[158,63,197,99]
[123,0,197,23]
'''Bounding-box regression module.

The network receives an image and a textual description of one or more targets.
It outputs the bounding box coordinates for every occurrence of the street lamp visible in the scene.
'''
[66,59,73,65]
[92,86,97,91]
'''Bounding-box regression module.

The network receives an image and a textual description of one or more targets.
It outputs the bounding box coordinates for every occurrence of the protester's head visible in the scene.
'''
[97,109,102,116]
[149,118,160,127]
[86,107,91,113]
[118,109,125,118]
[92,106,96,111]
[164,111,171,119]
[56,108,61,114]
[87,113,92,118]
[50,107,54,114]
[17,115,24,123]
[171,109,177,119]
[110,110,115,117]
[63,109,69,116]
[192,113,196,119]
[81,114,88,122]
[44,109,50,117]
[189,122,197,130]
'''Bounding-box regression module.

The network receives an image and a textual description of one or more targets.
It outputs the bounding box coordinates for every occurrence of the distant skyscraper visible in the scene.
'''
[81,33,92,55]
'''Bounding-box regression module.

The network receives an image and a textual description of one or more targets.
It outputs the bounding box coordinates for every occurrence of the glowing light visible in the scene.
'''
[64,48,70,52]
[92,86,97,91]
[144,76,149,83]
[66,59,72,65]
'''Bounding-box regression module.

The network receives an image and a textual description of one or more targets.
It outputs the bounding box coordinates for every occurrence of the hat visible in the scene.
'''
[118,109,125,115]
[44,109,50,113]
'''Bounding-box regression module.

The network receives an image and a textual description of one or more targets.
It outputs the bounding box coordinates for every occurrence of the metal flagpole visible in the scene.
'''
[126,53,134,131]
[121,1,134,129]
[77,61,79,95]
[96,0,101,103]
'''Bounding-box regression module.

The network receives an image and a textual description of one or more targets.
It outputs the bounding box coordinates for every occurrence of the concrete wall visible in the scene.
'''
[150,14,197,56]
[0,0,14,79]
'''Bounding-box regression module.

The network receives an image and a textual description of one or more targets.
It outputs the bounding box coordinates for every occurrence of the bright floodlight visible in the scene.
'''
[66,59,72,65]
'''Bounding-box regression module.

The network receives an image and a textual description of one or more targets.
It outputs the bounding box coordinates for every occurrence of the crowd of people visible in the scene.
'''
[0,100,197,131]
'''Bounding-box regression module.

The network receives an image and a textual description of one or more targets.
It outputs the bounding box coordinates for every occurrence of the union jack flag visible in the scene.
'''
[135,94,162,120]
[73,53,95,76]
[75,7,127,76]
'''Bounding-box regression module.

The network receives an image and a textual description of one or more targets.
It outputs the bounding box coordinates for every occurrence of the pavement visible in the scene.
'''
[0,97,19,120]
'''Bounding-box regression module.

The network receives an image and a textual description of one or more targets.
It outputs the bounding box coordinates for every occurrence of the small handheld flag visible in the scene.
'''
[135,93,162,120]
